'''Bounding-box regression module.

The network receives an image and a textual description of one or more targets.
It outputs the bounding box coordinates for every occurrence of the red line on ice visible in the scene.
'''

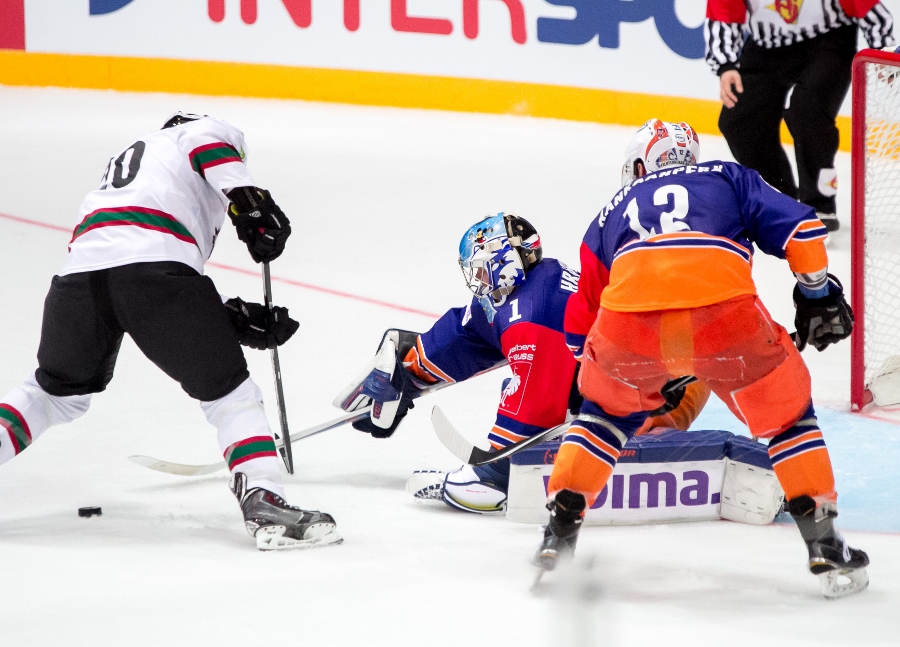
[0,211,440,319]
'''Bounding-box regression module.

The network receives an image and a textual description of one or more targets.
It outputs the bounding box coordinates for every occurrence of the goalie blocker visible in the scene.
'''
[333,329,425,437]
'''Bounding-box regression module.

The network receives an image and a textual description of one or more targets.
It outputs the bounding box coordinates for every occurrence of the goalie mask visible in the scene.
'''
[621,118,700,187]
[458,212,542,305]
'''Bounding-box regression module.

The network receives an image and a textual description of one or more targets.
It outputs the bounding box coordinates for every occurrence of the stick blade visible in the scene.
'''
[127,455,225,477]
[431,406,477,463]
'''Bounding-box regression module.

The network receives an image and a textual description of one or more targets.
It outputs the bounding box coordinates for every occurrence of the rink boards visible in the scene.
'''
[507,429,785,527]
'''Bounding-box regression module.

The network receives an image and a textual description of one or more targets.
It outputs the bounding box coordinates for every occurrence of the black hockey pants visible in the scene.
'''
[35,262,250,401]
[718,25,857,215]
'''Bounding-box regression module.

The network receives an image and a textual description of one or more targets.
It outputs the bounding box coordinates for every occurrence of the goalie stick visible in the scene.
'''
[128,407,373,477]
[431,376,699,466]
[431,406,570,465]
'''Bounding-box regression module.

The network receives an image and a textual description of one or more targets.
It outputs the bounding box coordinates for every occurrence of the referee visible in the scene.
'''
[705,0,895,232]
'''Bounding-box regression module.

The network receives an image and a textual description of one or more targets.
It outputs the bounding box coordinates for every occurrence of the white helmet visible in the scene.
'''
[621,119,700,186]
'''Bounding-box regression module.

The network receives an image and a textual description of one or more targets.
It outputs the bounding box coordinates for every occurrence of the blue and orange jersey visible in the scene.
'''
[564,161,828,355]
[405,259,580,449]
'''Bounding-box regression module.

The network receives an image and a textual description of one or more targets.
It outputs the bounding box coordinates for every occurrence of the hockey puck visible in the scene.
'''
[78,506,102,518]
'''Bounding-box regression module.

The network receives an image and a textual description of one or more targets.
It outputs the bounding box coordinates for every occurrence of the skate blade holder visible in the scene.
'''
[255,525,343,551]
[819,567,870,600]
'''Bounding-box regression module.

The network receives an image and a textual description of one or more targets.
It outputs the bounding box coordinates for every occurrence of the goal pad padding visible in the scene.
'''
[506,429,783,526]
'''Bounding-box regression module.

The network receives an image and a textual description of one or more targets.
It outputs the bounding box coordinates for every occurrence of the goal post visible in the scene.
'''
[851,48,900,410]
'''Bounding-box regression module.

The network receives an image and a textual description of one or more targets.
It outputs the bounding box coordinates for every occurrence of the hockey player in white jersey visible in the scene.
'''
[0,113,340,550]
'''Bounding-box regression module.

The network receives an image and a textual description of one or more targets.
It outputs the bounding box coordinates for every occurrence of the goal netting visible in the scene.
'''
[851,49,900,409]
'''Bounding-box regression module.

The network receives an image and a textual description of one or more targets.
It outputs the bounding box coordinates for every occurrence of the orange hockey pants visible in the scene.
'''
[548,295,835,505]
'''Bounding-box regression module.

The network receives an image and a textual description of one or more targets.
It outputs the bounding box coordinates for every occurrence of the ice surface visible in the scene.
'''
[0,87,897,646]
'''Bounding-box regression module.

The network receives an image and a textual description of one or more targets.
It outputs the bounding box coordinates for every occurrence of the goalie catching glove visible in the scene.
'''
[793,274,854,352]
[333,330,423,439]
[224,297,299,350]
[226,187,291,264]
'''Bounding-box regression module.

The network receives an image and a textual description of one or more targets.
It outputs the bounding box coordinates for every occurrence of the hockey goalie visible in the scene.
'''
[334,212,710,514]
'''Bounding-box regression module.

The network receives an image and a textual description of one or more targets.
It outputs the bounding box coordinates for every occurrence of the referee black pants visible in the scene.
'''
[718,25,857,215]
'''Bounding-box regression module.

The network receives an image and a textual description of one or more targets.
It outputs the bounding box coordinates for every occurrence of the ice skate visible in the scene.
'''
[788,495,869,599]
[231,473,342,551]
[806,533,870,599]
[534,489,585,572]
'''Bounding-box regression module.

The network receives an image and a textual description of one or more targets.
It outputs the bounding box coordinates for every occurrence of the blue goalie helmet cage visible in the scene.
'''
[458,212,542,303]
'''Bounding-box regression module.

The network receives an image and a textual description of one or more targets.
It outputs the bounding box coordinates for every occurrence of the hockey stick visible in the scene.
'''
[128,407,373,477]
[431,406,570,466]
[431,375,700,466]
[263,261,294,474]
[129,381,452,477]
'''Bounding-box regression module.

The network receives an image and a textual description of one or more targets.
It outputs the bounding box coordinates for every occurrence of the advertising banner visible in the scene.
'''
[3,1,898,136]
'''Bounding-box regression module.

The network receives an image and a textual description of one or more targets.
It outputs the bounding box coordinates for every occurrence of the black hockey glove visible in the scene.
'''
[793,274,854,352]
[647,376,695,417]
[224,297,299,351]
[226,187,291,264]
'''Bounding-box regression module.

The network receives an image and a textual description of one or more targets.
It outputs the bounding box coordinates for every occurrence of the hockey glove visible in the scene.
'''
[352,356,420,439]
[224,297,299,351]
[226,187,291,264]
[793,274,854,352]
[353,393,415,439]
[647,376,694,417]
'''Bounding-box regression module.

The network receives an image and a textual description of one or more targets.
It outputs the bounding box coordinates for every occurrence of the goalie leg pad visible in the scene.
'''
[442,464,508,514]
[406,470,447,501]
[719,458,785,525]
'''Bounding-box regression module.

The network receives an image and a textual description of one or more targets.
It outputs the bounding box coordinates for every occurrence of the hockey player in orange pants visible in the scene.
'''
[536,119,867,599]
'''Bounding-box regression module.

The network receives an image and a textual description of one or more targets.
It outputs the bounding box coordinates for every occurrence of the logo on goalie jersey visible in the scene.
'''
[499,361,531,416]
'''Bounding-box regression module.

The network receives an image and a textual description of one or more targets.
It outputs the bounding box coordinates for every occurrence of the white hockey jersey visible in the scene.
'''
[60,116,255,276]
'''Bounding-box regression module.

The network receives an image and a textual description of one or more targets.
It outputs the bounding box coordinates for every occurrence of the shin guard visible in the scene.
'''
[767,404,836,503]
[201,377,284,497]
[547,403,640,506]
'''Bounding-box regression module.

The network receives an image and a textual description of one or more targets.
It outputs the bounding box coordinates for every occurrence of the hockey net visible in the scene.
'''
[851,49,900,409]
